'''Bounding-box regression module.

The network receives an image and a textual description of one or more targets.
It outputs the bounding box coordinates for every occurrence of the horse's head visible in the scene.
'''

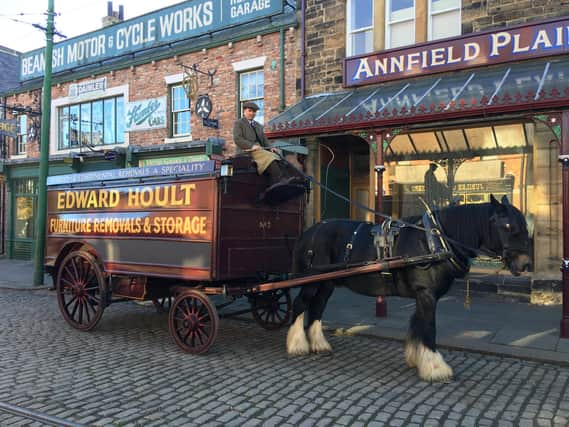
[489,195,531,276]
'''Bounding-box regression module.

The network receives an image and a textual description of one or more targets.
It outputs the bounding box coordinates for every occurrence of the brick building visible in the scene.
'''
[0,0,299,259]
[266,1,569,333]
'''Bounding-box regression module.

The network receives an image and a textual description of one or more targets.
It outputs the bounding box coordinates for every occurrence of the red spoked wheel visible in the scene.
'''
[56,250,107,331]
[168,290,219,354]
[250,289,292,330]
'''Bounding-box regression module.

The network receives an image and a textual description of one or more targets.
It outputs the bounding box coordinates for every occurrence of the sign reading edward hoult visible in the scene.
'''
[344,17,569,87]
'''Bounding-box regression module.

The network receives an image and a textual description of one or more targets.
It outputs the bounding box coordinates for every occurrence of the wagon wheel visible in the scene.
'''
[168,290,219,354]
[250,289,292,330]
[152,296,173,313]
[56,250,107,331]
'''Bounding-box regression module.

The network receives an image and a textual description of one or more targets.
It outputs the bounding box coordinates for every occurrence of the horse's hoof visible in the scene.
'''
[287,314,309,356]
[308,320,332,354]
[416,345,454,382]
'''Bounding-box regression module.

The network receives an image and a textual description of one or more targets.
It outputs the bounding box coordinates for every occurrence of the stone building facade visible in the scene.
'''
[267,1,569,280]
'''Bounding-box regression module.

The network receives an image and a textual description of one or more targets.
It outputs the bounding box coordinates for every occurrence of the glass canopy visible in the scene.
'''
[267,57,569,137]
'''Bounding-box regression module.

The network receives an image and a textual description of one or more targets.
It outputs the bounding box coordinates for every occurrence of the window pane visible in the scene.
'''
[351,30,374,56]
[15,196,34,238]
[69,105,80,147]
[390,20,415,48]
[254,100,264,124]
[431,0,460,13]
[116,97,125,143]
[431,10,460,40]
[80,103,91,147]
[240,73,249,98]
[389,0,415,16]
[349,0,373,30]
[92,101,103,145]
[59,107,70,149]
[174,111,191,136]
[104,98,116,144]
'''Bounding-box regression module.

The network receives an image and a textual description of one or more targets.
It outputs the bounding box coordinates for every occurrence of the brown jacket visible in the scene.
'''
[233,118,270,151]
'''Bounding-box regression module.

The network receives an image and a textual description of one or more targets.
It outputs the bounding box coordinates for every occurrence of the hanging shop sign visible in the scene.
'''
[125,97,167,131]
[345,17,569,87]
[68,77,107,98]
[195,95,212,119]
[20,0,284,81]
[0,119,17,138]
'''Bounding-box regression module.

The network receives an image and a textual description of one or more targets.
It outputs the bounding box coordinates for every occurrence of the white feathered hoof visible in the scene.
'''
[308,320,332,353]
[287,314,309,355]
[404,339,418,368]
[415,343,453,382]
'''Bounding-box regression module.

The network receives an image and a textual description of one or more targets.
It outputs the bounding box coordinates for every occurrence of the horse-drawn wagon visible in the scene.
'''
[46,155,531,381]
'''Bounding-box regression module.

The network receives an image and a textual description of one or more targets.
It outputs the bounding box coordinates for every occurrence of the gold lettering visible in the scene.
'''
[99,190,109,208]
[140,187,153,207]
[127,188,139,207]
[180,183,196,205]
[57,193,65,210]
[155,186,168,207]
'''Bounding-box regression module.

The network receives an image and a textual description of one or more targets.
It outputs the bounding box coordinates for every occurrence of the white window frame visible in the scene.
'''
[427,0,462,41]
[238,69,265,124]
[385,0,416,49]
[346,0,374,57]
[16,115,27,155]
[170,84,192,138]
[51,84,129,155]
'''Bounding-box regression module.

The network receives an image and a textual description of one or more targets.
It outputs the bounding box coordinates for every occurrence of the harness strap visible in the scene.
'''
[344,222,369,263]
[305,220,328,269]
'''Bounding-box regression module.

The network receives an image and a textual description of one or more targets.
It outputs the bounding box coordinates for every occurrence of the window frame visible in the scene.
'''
[385,0,416,49]
[15,115,27,155]
[57,95,124,150]
[427,0,462,41]
[238,68,265,124]
[170,84,192,138]
[346,0,375,57]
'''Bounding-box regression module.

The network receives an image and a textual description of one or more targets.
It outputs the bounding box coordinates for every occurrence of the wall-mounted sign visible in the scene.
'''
[125,97,167,131]
[68,77,107,98]
[0,119,17,138]
[195,95,212,119]
[139,155,210,167]
[20,0,284,81]
[203,118,219,129]
[344,17,569,87]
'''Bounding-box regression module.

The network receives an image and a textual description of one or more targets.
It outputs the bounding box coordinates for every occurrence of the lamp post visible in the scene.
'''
[33,0,55,286]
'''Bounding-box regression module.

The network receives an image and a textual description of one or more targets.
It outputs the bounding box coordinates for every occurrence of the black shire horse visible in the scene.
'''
[287,195,530,382]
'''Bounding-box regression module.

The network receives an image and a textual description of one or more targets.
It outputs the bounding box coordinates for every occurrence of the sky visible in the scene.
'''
[0,0,185,53]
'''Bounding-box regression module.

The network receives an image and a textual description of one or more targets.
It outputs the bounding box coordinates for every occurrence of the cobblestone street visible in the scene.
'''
[0,289,568,426]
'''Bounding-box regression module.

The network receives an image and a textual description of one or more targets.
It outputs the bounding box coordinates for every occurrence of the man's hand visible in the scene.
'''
[270,147,282,156]
[251,144,262,151]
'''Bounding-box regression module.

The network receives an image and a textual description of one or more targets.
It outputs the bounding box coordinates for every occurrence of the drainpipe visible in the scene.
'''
[300,0,306,98]
[560,111,569,338]
[280,28,285,112]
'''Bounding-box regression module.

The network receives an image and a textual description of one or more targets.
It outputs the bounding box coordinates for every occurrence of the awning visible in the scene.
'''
[267,57,569,138]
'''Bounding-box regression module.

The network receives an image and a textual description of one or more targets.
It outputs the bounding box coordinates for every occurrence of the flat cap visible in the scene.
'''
[243,101,260,111]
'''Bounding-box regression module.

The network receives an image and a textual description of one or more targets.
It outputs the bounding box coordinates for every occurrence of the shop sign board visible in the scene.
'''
[0,119,17,138]
[68,77,107,98]
[46,160,216,186]
[20,0,283,81]
[345,17,569,87]
[125,97,167,131]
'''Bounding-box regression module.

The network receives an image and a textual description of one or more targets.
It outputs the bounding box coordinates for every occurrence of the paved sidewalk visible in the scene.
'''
[1,257,567,365]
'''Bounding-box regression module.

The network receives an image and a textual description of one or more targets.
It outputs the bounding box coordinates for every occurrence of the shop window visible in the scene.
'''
[429,0,461,41]
[346,0,374,57]
[58,95,124,150]
[16,115,27,155]
[170,85,191,137]
[239,69,264,124]
[386,0,415,49]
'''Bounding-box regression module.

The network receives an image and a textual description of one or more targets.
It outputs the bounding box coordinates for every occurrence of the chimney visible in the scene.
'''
[102,2,124,28]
